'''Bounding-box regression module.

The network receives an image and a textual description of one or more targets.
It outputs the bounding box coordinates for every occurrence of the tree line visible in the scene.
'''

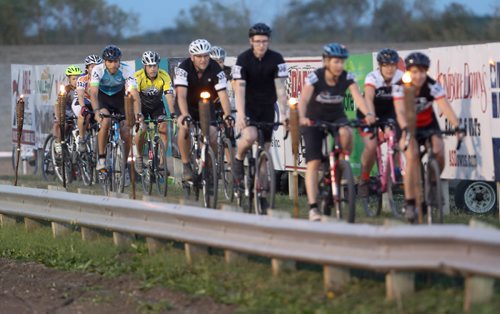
[1,0,499,45]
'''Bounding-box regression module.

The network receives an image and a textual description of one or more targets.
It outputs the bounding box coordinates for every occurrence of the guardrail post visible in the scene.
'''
[463,219,495,312]
[384,219,415,301]
[143,195,168,254]
[221,205,247,264]
[24,217,43,231]
[108,192,135,247]
[77,189,99,241]
[321,216,351,291]
[51,221,72,237]
[0,214,16,226]
[48,185,66,192]
[185,243,208,264]
[268,210,296,276]
[77,188,95,195]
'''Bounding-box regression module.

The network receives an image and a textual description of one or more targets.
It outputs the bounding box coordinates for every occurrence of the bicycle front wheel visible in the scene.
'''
[155,139,169,197]
[202,146,218,208]
[79,139,95,186]
[335,160,356,223]
[51,140,72,185]
[141,141,153,195]
[425,158,443,224]
[254,150,275,215]
[111,140,126,193]
[221,138,234,201]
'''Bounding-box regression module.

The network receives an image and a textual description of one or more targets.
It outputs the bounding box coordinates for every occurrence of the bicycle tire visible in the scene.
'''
[51,138,72,185]
[141,141,153,195]
[202,146,218,208]
[79,138,94,186]
[42,135,56,181]
[221,138,234,202]
[335,160,356,223]
[254,150,275,215]
[155,139,169,197]
[111,140,126,193]
[426,158,443,224]
[361,176,382,217]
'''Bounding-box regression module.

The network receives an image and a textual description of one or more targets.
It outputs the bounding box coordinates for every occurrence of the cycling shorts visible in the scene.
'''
[98,88,125,115]
[301,117,349,163]
[71,97,92,117]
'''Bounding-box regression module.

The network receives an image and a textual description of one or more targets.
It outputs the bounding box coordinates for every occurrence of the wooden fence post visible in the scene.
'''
[268,210,296,276]
[322,216,351,292]
[221,205,247,264]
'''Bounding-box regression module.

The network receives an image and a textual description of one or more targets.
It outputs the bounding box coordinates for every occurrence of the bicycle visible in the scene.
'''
[405,128,464,224]
[214,109,235,202]
[182,116,218,209]
[360,119,406,218]
[235,119,286,215]
[98,113,126,196]
[78,121,99,186]
[138,115,172,197]
[313,120,357,223]
[51,116,80,185]
[41,134,56,181]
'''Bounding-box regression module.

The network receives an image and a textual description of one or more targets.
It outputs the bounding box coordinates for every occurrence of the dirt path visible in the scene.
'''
[0,258,236,314]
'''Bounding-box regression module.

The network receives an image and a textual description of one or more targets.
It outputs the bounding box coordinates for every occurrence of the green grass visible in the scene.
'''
[0,223,499,313]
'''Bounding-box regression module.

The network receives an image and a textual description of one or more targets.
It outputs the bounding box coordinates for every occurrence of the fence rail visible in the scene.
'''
[0,184,499,279]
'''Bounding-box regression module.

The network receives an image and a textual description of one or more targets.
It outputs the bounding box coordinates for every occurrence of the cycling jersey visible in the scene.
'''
[76,74,91,100]
[135,68,173,112]
[305,69,356,122]
[63,84,77,118]
[392,75,445,127]
[232,49,287,112]
[90,62,137,96]
[173,58,227,118]
[357,69,404,119]
[223,65,232,81]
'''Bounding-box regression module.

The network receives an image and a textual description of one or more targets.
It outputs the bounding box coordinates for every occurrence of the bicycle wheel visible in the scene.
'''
[111,140,126,193]
[155,139,169,197]
[51,139,72,184]
[335,160,356,223]
[101,142,113,196]
[42,135,56,181]
[221,138,234,201]
[141,141,153,195]
[202,146,218,208]
[361,176,382,217]
[79,138,95,186]
[425,158,443,224]
[254,150,275,215]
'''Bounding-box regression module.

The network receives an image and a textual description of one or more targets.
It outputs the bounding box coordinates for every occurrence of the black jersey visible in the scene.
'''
[173,58,227,110]
[305,69,356,122]
[232,48,288,107]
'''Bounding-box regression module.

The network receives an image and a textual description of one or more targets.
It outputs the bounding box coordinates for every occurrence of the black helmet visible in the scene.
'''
[322,43,349,59]
[376,48,399,64]
[102,45,122,61]
[405,52,430,69]
[249,23,272,38]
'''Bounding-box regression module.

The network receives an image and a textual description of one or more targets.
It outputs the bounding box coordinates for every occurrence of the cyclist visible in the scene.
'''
[393,52,462,222]
[134,50,175,174]
[210,46,232,80]
[53,64,82,154]
[298,43,375,221]
[73,54,103,152]
[231,23,289,189]
[357,48,403,198]
[173,39,232,181]
[90,45,141,172]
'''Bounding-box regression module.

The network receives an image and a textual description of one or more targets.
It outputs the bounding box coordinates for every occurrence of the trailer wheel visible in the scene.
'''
[455,181,497,214]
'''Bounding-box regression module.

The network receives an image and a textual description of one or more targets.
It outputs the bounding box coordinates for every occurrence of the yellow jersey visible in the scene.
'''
[134,68,173,110]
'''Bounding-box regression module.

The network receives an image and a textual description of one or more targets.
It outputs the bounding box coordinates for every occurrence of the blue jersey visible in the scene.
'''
[90,62,137,96]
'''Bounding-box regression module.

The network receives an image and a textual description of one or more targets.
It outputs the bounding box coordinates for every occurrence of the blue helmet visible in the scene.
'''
[405,52,430,69]
[102,45,122,61]
[376,48,399,64]
[322,43,349,59]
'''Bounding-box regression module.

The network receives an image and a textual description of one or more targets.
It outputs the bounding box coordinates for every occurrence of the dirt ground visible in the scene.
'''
[0,258,236,314]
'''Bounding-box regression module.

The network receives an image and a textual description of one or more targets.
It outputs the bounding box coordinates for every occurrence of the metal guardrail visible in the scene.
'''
[1,185,500,279]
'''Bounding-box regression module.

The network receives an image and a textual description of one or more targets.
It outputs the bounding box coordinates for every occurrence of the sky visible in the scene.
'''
[107,0,498,36]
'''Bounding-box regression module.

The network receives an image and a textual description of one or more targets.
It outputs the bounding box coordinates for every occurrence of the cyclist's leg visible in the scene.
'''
[302,126,324,220]
[338,126,353,157]
[359,125,377,197]
[431,135,445,172]
[401,134,419,219]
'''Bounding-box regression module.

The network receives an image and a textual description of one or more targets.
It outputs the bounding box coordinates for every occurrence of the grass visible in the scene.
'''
[0,223,499,313]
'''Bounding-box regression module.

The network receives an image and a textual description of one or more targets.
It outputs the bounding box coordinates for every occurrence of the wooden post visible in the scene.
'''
[463,219,495,312]
[441,180,450,215]
[14,95,25,186]
[108,192,134,247]
[24,217,43,232]
[0,214,17,226]
[384,219,415,301]
[143,195,167,254]
[77,188,99,241]
[185,243,208,264]
[322,216,351,291]
[51,221,72,237]
[221,205,247,264]
[48,185,66,192]
[268,210,296,276]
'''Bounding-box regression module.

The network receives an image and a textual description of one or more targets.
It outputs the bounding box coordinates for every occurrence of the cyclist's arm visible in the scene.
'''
[363,85,376,116]
[217,89,232,118]
[349,83,372,116]
[393,98,407,130]
[130,88,141,117]
[298,83,314,120]
[435,97,460,129]
[234,79,246,118]
[275,77,288,120]
[176,86,189,116]
[90,85,99,112]
[165,93,175,115]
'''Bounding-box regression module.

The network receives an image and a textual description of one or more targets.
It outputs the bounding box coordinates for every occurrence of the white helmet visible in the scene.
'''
[84,54,103,66]
[210,46,226,61]
[189,39,211,55]
[142,50,160,65]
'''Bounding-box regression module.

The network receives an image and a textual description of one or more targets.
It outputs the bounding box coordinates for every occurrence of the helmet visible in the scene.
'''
[102,45,122,61]
[322,43,349,59]
[376,48,399,64]
[65,65,83,76]
[248,23,272,37]
[84,54,103,66]
[405,52,430,69]
[142,50,160,65]
[189,39,211,55]
[210,46,226,61]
